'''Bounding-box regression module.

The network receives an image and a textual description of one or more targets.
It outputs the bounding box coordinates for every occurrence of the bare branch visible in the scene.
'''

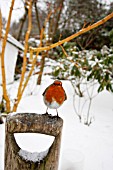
[1,0,15,112]
[31,12,113,52]
[13,0,32,112]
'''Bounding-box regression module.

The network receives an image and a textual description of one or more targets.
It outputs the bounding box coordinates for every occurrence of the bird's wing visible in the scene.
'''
[64,91,67,100]
[42,85,50,96]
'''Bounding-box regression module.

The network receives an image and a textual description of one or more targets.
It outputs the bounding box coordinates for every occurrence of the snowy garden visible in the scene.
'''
[0,64,113,170]
[0,0,113,170]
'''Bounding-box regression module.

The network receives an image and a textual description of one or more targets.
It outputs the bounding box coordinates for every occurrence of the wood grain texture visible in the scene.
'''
[5,113,63,170]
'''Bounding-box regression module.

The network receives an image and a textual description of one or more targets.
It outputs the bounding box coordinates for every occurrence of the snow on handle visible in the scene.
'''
[18,148,49,163]
[5,113,63,170]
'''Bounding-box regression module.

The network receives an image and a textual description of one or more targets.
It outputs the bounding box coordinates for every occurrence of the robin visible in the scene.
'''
[42,80,67,117]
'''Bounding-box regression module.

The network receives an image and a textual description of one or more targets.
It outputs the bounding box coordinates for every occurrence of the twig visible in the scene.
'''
[1,0,15,112]
[0,10,2,39]
[13,0,32,112]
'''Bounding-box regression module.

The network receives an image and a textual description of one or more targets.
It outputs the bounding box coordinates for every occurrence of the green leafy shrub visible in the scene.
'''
[51,43,113,125]
[52,43,113,93]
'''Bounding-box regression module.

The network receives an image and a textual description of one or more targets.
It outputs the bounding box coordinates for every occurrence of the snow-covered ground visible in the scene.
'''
[0,75,113,170]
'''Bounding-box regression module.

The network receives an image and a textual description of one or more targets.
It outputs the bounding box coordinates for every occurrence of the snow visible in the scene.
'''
[0,76,113,170]
[2,30,24,51]
[18,148,49,163]
[0,31,24,85]
[0,0,113,168]
[0,123,5,170]
[0,41,18,85]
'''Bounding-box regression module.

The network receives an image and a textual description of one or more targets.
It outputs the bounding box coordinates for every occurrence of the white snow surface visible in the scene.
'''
[0,76,113,170]
[18,148,49,163]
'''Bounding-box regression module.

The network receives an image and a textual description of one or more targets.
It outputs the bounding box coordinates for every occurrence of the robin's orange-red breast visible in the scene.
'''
[43,80,67,117]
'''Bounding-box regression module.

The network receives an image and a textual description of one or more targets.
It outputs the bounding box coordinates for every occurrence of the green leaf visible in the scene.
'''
[98,84,104,93]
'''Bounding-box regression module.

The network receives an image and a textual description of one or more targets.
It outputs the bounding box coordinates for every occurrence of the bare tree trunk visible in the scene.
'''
[52,0,65,42]
[5,113,63,170]
[37,51,47,85]
[16,9,28,41]
[37,0,64,85]
[34,1,41,34]
[48,0,64,44]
